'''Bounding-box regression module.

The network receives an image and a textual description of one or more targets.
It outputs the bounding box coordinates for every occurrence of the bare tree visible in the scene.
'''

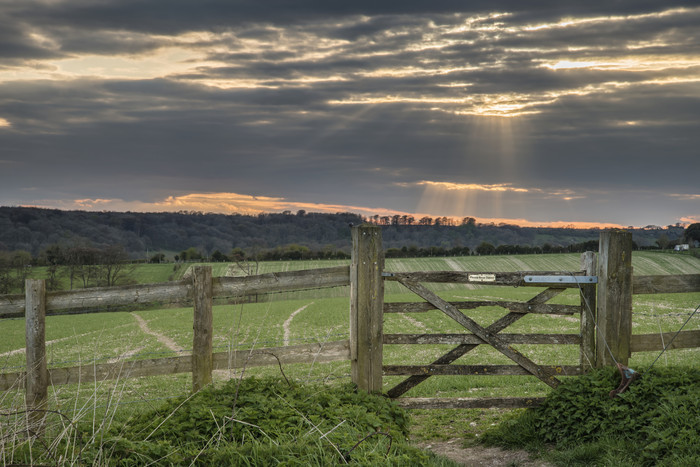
[99,244,135,286]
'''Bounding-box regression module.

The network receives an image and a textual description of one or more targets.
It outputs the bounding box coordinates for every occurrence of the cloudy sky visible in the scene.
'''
[1,0,699,228]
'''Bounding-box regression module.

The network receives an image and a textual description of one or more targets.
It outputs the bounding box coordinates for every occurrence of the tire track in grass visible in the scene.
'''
[131,313,184,353]
[399,313,430,332]
[445,258,476,290]
[0,324,133,359]
[106,346,147,364]
[283,303,313,346]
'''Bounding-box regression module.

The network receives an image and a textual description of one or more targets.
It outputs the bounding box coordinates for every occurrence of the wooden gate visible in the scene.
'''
[382,271,595,408]
[350,224,598,409]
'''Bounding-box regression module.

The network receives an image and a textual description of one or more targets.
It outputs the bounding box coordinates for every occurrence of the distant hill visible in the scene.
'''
[0,206,687,259]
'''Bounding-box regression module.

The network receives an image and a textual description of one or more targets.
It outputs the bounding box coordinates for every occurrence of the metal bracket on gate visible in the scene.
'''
[523,275,597,284]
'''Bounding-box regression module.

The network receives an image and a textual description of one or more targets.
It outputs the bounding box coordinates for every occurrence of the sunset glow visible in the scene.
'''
[25,192,628,229]
[1,1,698,227]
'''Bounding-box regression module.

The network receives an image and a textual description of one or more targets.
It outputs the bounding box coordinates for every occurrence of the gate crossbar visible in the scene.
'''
[388,279,563,395]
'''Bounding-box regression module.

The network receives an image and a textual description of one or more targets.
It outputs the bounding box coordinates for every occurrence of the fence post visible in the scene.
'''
[580,251,597,370]
[596,230,633,367]
[192,266,213,392]
[350,224,384,393]
[25,279,48,434]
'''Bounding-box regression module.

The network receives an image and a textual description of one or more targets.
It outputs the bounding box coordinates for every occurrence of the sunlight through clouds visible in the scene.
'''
[1,1,699,227]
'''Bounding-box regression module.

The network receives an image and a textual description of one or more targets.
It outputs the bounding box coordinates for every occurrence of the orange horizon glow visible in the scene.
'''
[14,191,648,230]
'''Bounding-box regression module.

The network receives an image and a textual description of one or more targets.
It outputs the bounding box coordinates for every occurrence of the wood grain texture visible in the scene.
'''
[0,266,350,317]
[630,330,700,352]
[385,270,584,287]
[633,274,700,294]
[580,251,597,370]
[384,364,581,376]
[350,225,384,394]
[384,333,580,345]
[192,266,213,392]
[25,279,48,431]
[0,341,350,391]
[596,230,633,366]
[397,278,561,388]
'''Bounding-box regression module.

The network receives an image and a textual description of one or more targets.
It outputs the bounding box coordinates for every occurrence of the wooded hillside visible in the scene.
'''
[0,206,687,259]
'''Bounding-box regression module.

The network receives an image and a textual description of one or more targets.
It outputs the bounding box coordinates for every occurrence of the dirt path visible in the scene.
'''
[106,346,147,364]
[400,313,430,331]
[283,303,313,346]
[0,325,132,359]
[444,258,476,289]
[131,313,184,353]
[418,440,552,466]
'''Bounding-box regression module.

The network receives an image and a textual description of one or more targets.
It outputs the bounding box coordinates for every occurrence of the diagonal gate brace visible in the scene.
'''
[386,287,566,398]
[386,311,523,398]
[398,279,561,389]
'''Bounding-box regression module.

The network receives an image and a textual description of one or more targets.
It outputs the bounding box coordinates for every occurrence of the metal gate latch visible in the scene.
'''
[523,275,597,284]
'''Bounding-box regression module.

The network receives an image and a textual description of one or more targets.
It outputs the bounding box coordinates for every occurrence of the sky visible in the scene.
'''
[1,0,699,229]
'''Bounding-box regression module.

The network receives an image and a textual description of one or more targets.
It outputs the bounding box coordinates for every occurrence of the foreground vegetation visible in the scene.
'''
[1,253,698,465]
[483,366,700,466]
[4,376,459,466]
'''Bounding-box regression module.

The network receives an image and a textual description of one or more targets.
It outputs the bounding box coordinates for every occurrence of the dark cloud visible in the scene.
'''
[0,20,64,61]
[0,1,698,226]
[15,1,688,31]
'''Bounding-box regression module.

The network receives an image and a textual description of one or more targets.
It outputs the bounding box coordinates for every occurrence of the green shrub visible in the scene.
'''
[73,376,452,466]
[482,366,700,466]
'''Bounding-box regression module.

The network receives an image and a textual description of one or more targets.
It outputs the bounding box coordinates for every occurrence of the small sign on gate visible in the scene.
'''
[468,273,496,282]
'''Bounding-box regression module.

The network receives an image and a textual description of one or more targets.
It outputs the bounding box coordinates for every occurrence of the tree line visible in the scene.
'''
[2,221,697,295]
[0,244,134,293]
[2,207,693,261]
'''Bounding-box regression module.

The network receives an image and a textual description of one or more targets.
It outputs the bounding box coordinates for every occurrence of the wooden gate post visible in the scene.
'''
[580,251,597,370]
[596,231,633,367]
[350,224,384,393]
[192,266,213,392]
[25,279,48,434]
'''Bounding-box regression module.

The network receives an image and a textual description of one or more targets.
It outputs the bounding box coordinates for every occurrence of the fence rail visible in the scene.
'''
[2,227,699,413]
[633,274,700,294]
[0,266,350,318]
[0,341,350,391]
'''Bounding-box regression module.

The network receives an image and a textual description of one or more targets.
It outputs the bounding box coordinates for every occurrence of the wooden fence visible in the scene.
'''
[359,227,700,409]
[2,227,699,414]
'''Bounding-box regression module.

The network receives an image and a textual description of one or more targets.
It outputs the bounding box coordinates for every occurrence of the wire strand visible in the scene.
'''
[645,303,700,372]
[571,271,620,366]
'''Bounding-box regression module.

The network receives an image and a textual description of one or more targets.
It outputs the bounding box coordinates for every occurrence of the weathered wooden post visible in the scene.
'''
[25,279,48,434]
[350,224,384,393]
[580,251,597,370]
[192,266,213,392]
[596,230,633,367]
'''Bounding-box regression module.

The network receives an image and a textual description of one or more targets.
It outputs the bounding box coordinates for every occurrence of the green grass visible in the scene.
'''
[5,376,460,466]
[5,253,699,393]
[2,252,699,464]
[127,262,181,283]
[24,249,700,285]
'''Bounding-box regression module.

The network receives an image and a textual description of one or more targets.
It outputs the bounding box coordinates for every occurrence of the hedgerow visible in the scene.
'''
[482,366,700,466]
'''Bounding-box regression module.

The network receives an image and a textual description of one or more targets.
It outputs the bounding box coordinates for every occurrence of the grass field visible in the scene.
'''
[5,252,700,380]
[2,252,699,462]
